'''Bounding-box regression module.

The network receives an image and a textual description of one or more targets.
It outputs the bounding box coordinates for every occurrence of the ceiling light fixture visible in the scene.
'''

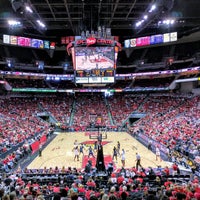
[149,4,156,13]
[143,15,148,20]
[36,20,46,28]
[25,6,33,13]
[8,19,21,26]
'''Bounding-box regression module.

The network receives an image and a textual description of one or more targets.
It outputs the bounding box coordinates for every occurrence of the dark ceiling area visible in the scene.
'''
[0,0,200,42]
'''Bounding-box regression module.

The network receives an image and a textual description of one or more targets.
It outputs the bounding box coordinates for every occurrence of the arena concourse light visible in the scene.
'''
[158,19,175,26]
[163,19,175,25]
[35,60,44,71]
[6,58,15,69]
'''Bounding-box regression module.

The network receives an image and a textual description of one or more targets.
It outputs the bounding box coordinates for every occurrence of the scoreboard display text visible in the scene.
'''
[76,69,114,77]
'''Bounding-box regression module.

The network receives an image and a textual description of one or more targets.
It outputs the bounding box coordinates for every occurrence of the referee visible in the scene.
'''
[136,152,142,170]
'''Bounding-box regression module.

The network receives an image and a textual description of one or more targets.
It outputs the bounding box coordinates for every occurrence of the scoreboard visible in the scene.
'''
[74,47,116,84]
[75,69,115,84]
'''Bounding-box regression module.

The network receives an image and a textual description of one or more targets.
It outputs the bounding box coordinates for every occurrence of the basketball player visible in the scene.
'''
[79,144,84,156]
[121,149,125,167]
[74,140,78,148]
[88,146,95,158]
[74,146,79,161]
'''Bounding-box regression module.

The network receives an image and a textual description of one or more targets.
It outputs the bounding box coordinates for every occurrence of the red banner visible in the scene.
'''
[31,141,39,154]
[40,135,47,144]
[30,135,47,154]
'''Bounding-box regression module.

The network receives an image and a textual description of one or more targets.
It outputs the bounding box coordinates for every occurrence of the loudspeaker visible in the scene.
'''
[11,0,24,12]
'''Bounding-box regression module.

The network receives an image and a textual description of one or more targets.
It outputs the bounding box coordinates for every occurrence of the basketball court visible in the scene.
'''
[28,131,169,170]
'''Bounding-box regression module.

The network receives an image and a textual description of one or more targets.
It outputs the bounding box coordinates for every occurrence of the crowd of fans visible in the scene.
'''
[0,97,51,173]
[107,95,146,126]
[39,96,73,126]
[0,164,199,200]
[0,93,199,199]
[0,94,199,161]
[1,94,199,161]
[133,77,173,88]
[72,95,112,130]
[0,34,199,200]
[133,95,200,159]
[4,77,176,91]
[6,79,48,89]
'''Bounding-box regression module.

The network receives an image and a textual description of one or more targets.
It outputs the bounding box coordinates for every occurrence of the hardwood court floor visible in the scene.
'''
[28,132,168,170]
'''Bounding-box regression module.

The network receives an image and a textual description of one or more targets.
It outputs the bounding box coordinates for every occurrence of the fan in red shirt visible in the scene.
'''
[172,162,178,175]
[117,174,125,185]
[86,177,96,188]
[164,179,173,188]
[192,176,199,184]
[163,166,170,176]
[78,184,86,193]
[53,183,60,193]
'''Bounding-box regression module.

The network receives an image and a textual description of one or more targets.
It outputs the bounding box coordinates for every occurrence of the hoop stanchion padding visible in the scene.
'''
[89,133,107,139]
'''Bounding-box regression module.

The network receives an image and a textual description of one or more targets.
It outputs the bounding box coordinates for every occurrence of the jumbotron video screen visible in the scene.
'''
[74,47,116,84]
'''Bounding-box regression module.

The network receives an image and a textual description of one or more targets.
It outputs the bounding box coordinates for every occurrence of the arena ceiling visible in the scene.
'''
[0,0,200,41]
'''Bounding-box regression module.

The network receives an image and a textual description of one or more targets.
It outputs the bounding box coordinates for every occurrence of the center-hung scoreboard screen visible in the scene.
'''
[74,47,116,84]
